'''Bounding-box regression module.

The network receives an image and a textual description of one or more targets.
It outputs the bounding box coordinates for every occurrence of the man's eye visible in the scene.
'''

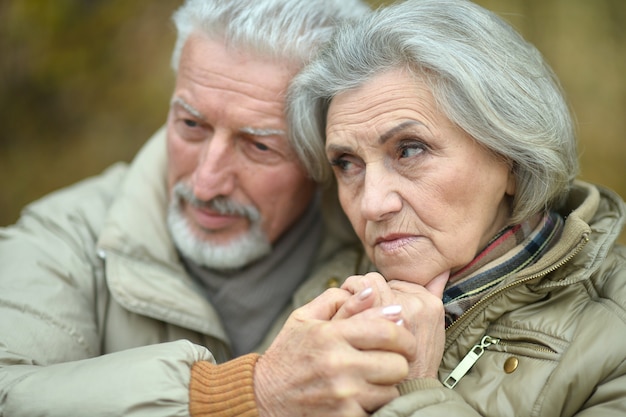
[183,119,198,128]
[254,142,269,151]
[176,118,208,142]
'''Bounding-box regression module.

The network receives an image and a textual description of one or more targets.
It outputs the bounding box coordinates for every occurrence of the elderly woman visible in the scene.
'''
[287,0,626,415]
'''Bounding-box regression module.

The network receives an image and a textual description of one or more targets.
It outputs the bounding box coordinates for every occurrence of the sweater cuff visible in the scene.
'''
[189,353,261,417]
[397,378,444,395]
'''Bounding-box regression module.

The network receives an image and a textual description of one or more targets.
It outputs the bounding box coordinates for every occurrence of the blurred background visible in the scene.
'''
[1,0,625,244]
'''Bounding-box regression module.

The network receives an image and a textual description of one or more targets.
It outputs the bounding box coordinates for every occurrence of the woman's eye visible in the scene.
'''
[330,157,353,172]
[399,142,425,158]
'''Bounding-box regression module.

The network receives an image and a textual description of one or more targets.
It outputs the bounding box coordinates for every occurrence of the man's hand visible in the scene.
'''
[336,271,448,380]
[254,288,416,417]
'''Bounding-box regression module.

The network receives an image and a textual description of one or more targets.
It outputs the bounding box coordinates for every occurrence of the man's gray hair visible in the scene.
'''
[171,0,371,71]
[288,0,579,224]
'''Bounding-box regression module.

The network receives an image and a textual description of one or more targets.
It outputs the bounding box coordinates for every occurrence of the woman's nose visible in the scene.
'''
[360,164,402,222]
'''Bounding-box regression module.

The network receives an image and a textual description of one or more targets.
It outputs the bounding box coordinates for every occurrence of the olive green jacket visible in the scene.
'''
[0,129,357,417]
[367,180,626,416]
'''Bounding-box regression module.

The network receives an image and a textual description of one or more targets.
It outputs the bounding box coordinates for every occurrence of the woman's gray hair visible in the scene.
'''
[288,0,579,224]
[171,0,370,71]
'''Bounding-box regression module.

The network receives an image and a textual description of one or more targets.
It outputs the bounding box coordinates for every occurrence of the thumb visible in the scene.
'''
[424,270,450,299]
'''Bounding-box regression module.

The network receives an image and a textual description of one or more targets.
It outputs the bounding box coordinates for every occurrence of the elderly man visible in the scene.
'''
[0,1,419,416]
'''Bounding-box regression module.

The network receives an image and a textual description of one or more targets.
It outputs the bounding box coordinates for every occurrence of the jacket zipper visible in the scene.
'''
[444,335,500,388]
[496,339,556,354]
[442,233,589,389]
[442,335,558,389]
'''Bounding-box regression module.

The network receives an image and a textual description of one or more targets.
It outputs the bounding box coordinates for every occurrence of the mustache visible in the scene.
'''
[171,182,261,222]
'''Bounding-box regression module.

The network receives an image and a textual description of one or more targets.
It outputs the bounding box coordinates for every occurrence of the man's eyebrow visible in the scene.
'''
[378,120,425,144]
[170,98,284,137]
[171,97,205,121]
[240,127,286,137]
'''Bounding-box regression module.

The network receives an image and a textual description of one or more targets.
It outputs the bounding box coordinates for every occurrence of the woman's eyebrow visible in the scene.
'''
[378,120,425,144]
[325,143,353,156]
[325,120,426,155]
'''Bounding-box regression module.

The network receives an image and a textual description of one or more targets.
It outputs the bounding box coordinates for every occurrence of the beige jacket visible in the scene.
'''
[0,129,356,417]
[3,126,624,416]
[366,181,626,416]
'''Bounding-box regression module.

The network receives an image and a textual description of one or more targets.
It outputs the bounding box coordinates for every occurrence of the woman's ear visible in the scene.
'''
[506,171,516,196]
[505,161,516,196]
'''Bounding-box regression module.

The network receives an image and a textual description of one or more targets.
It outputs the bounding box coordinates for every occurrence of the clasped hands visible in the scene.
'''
[255,271,449,417]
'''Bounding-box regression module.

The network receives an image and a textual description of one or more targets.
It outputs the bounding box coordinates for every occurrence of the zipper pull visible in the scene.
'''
[443,335,500,389]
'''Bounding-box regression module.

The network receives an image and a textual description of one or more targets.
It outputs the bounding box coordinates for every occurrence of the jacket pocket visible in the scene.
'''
[442,328,566,416]
[486,323,567,360]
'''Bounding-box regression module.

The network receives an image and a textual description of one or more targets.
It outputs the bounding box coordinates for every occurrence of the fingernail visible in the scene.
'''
[395,319,404,326]
[382,304,402,316]
[358,287,373,300]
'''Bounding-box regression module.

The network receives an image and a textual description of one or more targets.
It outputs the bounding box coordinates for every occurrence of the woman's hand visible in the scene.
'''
[254,287,417,417]
[334,271,449,379]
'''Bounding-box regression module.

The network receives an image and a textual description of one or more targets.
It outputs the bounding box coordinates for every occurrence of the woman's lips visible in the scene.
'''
[374,234,419,252]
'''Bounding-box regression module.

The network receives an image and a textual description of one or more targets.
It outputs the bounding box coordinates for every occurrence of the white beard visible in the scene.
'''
[167,183,271,271]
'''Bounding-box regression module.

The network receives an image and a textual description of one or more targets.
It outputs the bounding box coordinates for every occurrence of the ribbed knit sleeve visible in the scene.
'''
[189,353,261,417]
[396,378,444,395]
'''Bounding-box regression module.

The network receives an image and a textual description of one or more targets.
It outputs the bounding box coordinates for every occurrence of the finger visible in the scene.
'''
[294,288,352,321]
[387,279,427,295]
[332,287,375,320]
[340,274,370,295]
[387,270,449,299]
[337,316,417,359]
[340,272,386,294]
[342,303,405,325]
[424,270,450,298]
[325,349,409,386]
[358,383,400,414]
[359,350,410,385]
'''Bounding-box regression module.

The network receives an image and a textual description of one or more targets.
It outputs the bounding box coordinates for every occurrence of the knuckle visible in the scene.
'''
[321,287,346,299]
[382,320,403,342]
[323,349,357,377]
[329,378,358,400]
[341,275,359,287]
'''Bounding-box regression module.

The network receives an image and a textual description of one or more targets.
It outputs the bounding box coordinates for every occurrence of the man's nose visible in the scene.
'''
[191,129,237,200]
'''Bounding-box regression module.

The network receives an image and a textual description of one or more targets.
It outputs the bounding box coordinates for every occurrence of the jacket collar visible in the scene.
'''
[525,180,625,286]
[444,180,625,343]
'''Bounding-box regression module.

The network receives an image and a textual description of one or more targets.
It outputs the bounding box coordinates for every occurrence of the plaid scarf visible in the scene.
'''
[443,211,563,327]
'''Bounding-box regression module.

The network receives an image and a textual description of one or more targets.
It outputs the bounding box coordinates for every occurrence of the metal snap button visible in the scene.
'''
[504,357,519,374]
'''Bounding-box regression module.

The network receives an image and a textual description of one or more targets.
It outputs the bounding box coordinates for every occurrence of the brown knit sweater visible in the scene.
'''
[189,354,261,417]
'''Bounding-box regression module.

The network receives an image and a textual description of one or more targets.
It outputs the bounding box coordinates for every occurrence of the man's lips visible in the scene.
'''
[187,204,245,230]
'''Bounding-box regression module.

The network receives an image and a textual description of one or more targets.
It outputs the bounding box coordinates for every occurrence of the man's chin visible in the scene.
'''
[183,237,272,271]
[168,212,270,271]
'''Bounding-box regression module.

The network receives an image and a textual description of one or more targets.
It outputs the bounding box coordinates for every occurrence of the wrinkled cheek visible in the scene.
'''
[167,141,200,188]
